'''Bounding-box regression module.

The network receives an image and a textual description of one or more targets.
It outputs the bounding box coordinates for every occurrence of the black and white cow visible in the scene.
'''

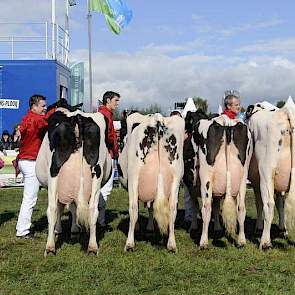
[183,110,222,234]
[190,115,252,248]
[118,112,185,252]
[36,109,112,256]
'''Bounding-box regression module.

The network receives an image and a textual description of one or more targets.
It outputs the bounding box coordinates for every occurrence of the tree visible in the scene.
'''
[192,96,208,114]
[276,100,285,108]
[141,104,162,115]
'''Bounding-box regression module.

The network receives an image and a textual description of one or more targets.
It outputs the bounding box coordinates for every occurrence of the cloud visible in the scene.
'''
[72,49,295,113]
[192,17,284,38]
[237,38,295,54]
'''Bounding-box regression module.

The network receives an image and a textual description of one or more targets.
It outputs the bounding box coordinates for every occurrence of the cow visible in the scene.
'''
[36,109,112,256]
[183,110,222,235]
[189,114,252,249]
[246,97,295,248]
[118,112,185,252]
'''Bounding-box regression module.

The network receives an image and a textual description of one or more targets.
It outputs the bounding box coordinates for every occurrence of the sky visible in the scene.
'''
[1,0,295,113]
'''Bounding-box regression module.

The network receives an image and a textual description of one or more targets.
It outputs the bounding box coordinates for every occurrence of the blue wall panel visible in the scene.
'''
[0,60,70,135]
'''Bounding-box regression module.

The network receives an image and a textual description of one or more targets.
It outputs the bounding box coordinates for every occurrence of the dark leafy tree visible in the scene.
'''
[276,100,285,108]
[193,96,208,114]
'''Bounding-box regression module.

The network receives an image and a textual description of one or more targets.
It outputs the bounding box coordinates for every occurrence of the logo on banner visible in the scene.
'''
[0,99,19,109]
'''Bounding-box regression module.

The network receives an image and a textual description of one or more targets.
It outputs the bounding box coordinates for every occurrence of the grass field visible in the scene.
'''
[1,187,295,295]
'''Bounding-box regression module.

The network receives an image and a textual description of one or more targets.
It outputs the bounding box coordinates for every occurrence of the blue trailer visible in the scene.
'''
[0,60,70,135]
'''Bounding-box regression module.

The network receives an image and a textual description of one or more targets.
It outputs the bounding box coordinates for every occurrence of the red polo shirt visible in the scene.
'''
[98,105,118,159]
[18,109,55,161]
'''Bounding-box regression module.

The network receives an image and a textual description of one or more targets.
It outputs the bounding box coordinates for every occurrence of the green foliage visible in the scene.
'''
[0,188,295,294]
[112,108,121,121]
[192,97,208,114]
[276,100,285,108]
[140,104,162,115]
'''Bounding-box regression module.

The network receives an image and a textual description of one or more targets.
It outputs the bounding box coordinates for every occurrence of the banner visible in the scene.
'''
[70,62,84,106]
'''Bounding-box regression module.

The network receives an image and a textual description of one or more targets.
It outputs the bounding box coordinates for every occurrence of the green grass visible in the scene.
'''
[1,188,295,295]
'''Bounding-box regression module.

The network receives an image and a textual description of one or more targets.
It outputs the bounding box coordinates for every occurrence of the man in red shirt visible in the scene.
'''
[16,94,55,238]
[222,92,241,119]
[97,91,120,226]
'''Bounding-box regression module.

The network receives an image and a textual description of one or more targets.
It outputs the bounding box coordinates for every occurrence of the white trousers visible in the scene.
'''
[16,160,40,236]
[98,160,114,225]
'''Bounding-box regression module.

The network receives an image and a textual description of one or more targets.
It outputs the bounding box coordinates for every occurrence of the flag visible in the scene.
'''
[90,0,133,34]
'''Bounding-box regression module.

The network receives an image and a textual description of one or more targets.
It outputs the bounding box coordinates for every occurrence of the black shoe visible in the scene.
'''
[17,233,34,240]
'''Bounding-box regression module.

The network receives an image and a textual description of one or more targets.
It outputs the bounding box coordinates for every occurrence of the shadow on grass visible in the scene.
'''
[117,209,293,250]
[0,210,16,226]
[117,215,165,247]
[32,209,118,252]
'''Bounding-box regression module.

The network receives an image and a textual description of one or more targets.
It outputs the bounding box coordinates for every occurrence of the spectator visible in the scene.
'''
[97,91,120,226]
[11,125,21,151]
[0,130,12,153]
[16,94,55,239]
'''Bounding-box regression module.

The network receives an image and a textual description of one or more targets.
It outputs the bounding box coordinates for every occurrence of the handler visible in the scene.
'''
[97,91,120,226]
[16,94,55,239]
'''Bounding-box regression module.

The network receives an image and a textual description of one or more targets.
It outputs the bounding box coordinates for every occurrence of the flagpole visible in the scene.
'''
[87,0,93,111]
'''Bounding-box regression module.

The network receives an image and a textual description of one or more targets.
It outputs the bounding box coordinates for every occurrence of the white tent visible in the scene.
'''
[181,97,197,118]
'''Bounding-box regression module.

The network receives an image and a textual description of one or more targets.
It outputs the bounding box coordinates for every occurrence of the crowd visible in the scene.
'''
[0,126,21,154]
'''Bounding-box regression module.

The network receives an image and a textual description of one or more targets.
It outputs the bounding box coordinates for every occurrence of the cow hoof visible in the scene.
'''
[44,248,56,257]
[87,248,98,256]
[167,245,177,253]
[124,244,135,252]
[237,241,246,248]
[199,244,209,250]
[260,242,272,250]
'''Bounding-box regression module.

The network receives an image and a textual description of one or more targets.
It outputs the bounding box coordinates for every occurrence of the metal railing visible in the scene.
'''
[0,22,69,66]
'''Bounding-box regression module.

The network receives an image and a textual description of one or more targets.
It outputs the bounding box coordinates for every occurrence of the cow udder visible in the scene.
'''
[57,152,92,205]
[138,150,173,202]
[212,143,244,197]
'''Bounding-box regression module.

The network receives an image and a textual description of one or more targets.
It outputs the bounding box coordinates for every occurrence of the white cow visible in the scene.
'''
[247,97,295,248]
[119,112,185,252]
[193,115,252,249]
[36,109,112,256]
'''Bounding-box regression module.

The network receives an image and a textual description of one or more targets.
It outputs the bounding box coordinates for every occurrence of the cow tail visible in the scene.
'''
[284,104,295,238]
[222,129,237,237]
[153,173,169,235]
[153,116,169,235]
[76,144,89,230]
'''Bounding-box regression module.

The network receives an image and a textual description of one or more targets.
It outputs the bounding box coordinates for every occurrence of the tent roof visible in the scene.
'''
[181,97,197,118]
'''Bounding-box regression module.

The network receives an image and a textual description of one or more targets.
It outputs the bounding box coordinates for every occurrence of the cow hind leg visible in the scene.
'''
[125,178,139,252]
[212,198,222,236]
[69,203,80,238]
[189,188,200,232]
[260,181,274,249]
[45,177,58,257]
[87,179,100,255]
[200,180,212,250]
[167,178,179,252]
[54,201,63,235]
[254,186,263,235]
[237,181,247,247]
[275,193,286,236]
